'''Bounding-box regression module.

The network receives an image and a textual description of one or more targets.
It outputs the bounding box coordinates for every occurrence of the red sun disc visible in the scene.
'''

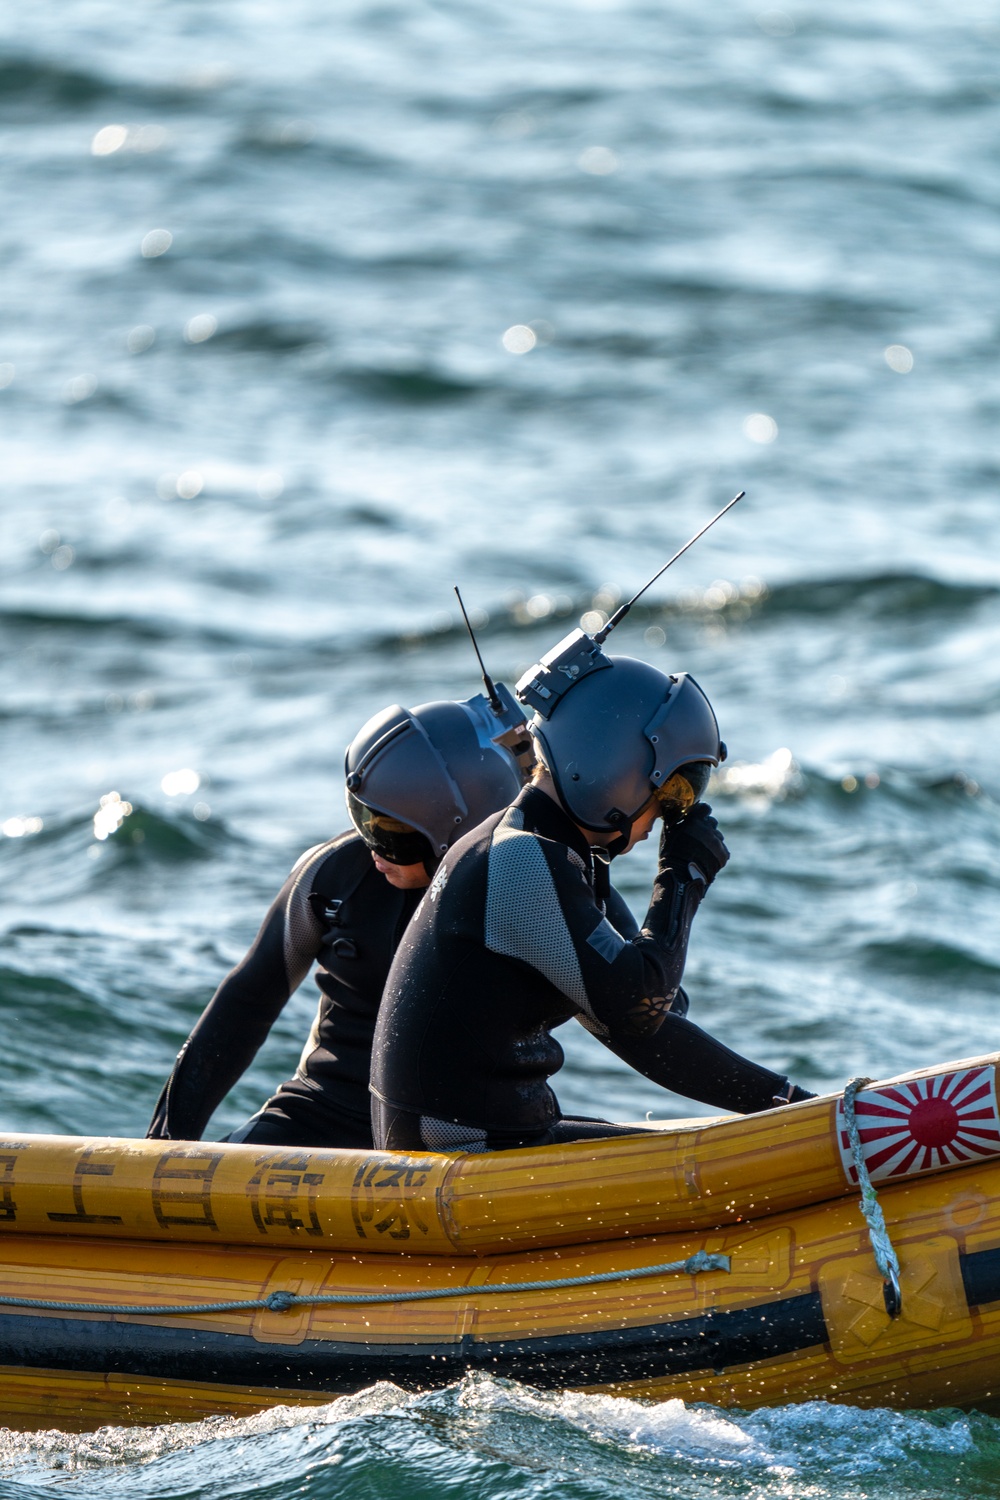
[907,1095,960,1150]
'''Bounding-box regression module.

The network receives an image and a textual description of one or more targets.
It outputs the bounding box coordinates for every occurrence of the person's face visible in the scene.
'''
[370,851,431,889]
[587,795,661,855]
[620,798,660,854]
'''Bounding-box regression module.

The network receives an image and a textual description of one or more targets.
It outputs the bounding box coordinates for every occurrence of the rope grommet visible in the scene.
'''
[882,1264,903,1320]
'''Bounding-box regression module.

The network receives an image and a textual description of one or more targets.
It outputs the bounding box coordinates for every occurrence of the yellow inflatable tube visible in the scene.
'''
[0,1150,999,1430]
[0,1054,995,1255]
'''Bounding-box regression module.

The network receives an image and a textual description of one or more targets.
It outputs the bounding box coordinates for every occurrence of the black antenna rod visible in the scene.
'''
[593,490,745,644]
[454,586,502,713]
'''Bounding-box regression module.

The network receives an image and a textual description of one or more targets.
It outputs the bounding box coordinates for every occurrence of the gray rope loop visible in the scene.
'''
[843,1076,903,1319]
[0,1250,731,1320]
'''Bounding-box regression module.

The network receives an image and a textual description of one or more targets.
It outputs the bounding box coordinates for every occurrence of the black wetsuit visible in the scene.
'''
[147,831,422,1148]
[371,785,794,1152]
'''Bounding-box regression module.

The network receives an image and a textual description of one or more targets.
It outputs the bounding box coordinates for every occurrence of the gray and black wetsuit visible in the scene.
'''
[147,831,422,1148]
[371,784,794,1152]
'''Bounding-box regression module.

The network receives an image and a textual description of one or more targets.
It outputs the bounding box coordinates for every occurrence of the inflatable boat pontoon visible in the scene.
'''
[1,1055,1000,1429]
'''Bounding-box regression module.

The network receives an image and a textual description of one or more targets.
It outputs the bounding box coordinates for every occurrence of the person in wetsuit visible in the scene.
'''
[371,628,813,1152]
[146,685,528,1148]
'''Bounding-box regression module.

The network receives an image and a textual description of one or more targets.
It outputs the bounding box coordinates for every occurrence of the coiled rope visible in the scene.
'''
[0,1249,730,1319]
[843,1076,902,1318]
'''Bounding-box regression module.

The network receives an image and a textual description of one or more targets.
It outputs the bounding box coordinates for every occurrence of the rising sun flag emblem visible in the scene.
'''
[836,1066,1000,1184]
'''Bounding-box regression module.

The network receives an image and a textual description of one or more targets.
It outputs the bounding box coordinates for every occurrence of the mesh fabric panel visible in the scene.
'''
[420,1115,489,1153]
[484,807,594,1019]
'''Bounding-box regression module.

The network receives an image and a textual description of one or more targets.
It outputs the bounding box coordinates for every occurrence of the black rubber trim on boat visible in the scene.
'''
[0,1292,827,1393]
[960,1246,1000,1310]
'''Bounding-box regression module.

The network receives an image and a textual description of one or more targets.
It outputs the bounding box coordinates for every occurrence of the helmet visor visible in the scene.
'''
[653,760,713,820]
[347,792,433,866]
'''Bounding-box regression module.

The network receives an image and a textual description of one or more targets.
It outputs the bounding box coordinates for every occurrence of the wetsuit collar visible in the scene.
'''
[514,785,595,874]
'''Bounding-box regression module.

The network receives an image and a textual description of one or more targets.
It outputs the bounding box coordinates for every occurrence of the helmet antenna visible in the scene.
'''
[454,586,503,714]
[593,491,745,645]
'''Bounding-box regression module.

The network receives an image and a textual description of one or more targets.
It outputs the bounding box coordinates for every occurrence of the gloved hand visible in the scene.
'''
[659,803,729,886]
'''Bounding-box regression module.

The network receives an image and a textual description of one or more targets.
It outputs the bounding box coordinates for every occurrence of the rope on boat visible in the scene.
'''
[0,1249,731,1319]
[843,1076,903,1319]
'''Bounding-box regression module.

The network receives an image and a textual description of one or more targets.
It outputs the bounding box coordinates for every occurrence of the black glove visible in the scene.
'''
[659,803,729,886]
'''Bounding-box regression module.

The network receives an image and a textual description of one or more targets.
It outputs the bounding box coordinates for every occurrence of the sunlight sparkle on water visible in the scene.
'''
[743,412,778,443]
[884,344,914,373]
[93,792,133,841]
[704,579,738,610]
[185,314,218,344]
[93,124,167,156]
[2,817,43,838]
[580,609,608,632]
[502,324,536,354]
[91,124,128,155]
[176,471,204,499]
[127,325,156,354]
[161,769,200,797]
[63,375,96,404]
[715,748,800,803]
[140,229,173,258]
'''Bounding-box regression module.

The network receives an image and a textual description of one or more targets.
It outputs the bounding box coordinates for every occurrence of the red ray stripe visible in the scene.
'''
[947,1071,992,1104]
[867,1137,921,1174]
[881,1140,923,1178]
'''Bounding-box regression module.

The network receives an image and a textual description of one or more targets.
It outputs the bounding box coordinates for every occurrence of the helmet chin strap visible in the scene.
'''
[603,827,631,860]
[596,807,634,861]
[537,765,636,858]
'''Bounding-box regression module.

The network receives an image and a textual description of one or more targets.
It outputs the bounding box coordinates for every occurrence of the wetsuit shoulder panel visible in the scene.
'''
[283,834,373,991]
[484,805,592,1018]
[282,843,329,992]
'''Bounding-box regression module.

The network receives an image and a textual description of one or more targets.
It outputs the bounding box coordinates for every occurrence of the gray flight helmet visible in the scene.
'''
[516,628,724,837]
[344,682,526,865]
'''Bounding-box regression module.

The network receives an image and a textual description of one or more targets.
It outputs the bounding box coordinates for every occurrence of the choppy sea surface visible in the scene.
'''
[4,0,1000,1492]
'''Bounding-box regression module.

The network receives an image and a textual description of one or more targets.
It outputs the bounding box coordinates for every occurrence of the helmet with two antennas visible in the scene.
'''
[346,491,743,869]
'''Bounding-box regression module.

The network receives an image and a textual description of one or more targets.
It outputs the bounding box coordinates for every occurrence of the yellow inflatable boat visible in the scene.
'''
[2,1054,1000,1430]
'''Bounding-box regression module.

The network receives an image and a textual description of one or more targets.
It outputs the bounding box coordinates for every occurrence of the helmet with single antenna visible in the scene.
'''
[345,685,526,873]
[513,495,741,850]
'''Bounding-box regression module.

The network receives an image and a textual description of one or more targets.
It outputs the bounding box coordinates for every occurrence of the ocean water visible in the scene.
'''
[4,0,1000,1490]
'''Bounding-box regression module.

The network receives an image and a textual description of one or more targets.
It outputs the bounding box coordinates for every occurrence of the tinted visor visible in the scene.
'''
[347,791,433,866]
[653,760,713,818]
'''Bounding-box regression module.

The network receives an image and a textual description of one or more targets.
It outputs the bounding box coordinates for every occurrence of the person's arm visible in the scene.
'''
[615,804,729,1033]
[589,814,808,1111]
[489,807,802,1112]
[487,808,725,1037]
[592,1010,795,1113]
[146,847,327,1140]
[603,882,639,940]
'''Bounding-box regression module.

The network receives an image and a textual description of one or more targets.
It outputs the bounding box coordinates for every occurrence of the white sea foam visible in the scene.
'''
[0,1382,410,1475]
